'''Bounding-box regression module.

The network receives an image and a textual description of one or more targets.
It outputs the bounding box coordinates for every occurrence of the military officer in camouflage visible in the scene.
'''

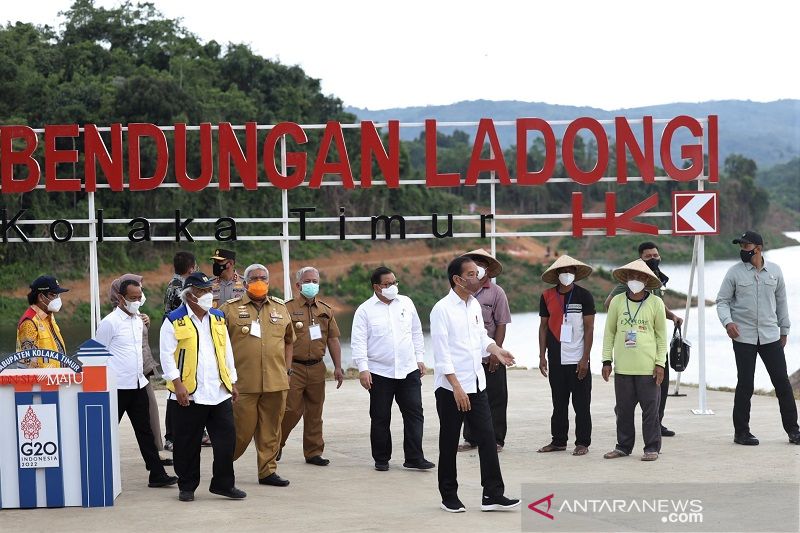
[211,248,246,308]
[280,266,345,466]
[219,264,295,487]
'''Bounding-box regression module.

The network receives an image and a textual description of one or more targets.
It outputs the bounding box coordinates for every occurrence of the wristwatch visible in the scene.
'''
[287,368,294,376]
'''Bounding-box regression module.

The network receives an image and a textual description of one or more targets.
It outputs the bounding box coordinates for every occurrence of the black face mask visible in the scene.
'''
[212,262,227,276]
[740,249,756,263]
[644,258,660,272]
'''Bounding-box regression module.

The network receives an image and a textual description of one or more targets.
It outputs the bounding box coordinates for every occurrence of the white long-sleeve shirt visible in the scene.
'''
[94,307,148,390]
[351,293,424,379]
[430,289,495,393]
[159,307,237,406]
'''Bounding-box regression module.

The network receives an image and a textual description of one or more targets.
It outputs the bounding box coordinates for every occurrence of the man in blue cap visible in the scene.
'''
[717,230,799,446]
[159,272,245,502]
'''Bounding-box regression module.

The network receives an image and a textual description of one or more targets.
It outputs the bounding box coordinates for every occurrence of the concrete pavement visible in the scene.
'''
[3,370,799,532]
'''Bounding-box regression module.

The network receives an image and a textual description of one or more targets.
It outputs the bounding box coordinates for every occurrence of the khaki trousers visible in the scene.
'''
[280,362,326,457]
[233,390,287,478]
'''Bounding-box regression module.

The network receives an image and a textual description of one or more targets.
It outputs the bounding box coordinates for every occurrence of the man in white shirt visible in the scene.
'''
[352,266,434,472]
[159,272,245,502]
[430,256,520,513]
[94,278,178,489]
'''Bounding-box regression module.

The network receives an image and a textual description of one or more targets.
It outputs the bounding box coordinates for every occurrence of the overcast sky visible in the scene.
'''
[3,0,799,110]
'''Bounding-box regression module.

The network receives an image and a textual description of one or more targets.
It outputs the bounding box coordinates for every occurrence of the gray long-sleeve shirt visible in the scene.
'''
[715,259,790,345]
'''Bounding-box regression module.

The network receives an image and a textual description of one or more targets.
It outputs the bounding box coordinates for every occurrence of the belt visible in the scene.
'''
[293,359,322,366]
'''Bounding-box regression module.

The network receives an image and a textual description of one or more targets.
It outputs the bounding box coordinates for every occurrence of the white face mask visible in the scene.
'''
[381,285,399,300]
[139,292,146,306]
[627,280,646,294]
[46,296,62,313]
[196,293,214,311]
[558,272,575,286]
[124,299,142,314]
[476,265,487,280]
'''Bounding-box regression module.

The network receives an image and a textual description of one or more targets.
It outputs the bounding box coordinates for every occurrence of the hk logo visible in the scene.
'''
[529,493,555,520]
[21,406,42,440]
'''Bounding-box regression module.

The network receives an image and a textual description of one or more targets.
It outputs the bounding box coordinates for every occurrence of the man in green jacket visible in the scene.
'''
[602,259,667,462]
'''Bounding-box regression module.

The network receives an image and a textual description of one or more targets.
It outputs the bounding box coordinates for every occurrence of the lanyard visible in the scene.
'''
[625,296,645,329]
[559,289,574,321]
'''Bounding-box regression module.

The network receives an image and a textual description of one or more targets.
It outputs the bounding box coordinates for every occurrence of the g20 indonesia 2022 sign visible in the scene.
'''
[0,116,720,243]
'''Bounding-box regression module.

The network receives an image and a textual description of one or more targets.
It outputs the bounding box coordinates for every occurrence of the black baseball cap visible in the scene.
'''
[732,231,763,246]
[183,272,214,289]
[30,275,69,294]
[210,248,236,261]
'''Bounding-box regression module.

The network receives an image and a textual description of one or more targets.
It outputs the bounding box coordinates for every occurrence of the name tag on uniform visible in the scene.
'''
[624,330,637,348]
[250,320,262,338]
[309,324,322,340]
[560,320,573,343]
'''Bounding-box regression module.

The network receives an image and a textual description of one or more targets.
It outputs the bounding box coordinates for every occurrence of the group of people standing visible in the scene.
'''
[13,228,798,512]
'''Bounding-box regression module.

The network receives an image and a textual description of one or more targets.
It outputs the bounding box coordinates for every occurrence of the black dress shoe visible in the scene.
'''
[789,431,800,444]
[148,474,178,488]
[374,462,389,471]
[178,490,194,502]
[734,432,759,445]
[403,459,435,470]
[661,426,676,437]
[259,473,290,487]
[209,486,247,499]
[305,455,330,466]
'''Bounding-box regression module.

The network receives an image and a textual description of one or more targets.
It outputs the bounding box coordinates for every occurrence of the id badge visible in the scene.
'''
[250,320,262,338]
[309,324,322,340]
[624,330,637,348]
[560,321,573,343]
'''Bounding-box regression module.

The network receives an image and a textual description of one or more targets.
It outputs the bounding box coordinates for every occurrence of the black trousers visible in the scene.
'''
[659,353,669,425]
[436,387,504,502]
[547,356,592,447]
[117,387,168,480]
[170,398,236,493]
[164,398,175,442]
[369,369,425,464]
[463,363,508,446]
[733,340,799,435]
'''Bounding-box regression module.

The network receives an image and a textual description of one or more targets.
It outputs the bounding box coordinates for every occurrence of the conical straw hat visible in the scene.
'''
[612,259,662,290]
[461,248,502,278]
[541,255,593,285]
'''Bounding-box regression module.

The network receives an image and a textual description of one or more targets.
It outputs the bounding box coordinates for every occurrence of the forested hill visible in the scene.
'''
[347,99,800,170]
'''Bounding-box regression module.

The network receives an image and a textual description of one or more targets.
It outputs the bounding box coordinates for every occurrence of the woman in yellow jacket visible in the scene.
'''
[16,275,69,367]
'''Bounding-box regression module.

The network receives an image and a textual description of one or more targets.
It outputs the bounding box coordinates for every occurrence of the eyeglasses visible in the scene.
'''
[378,280,399,288]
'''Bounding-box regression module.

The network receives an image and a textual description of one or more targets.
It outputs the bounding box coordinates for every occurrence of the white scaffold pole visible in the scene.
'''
[489,145,497,258]
[672,236,698,396]
[280,135,292,301]
[88,191,100,336]
[692,179,713,415]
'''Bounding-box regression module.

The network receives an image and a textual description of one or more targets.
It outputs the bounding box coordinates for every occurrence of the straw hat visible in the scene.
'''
[461,248,502,278]
[612,259,662,290]
[541,255,593,285]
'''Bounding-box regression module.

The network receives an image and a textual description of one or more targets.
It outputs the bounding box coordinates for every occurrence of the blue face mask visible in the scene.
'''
[301,282,319,298]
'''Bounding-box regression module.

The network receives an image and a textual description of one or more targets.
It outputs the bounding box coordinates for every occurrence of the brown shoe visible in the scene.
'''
[603,449,628,459]
[641,452,659,461]
[572,445,589,456]
[537,443,567,453]
[457,442,477,452]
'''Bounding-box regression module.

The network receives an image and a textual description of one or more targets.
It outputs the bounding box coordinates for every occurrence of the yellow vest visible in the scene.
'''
[16,306,65,368]
[165,306,232,394]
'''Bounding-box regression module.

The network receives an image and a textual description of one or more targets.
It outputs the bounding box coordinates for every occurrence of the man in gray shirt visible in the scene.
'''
[716,230,799,446]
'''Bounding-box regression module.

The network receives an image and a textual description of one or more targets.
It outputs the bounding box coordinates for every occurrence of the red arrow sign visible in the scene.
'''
[672,191,719,235]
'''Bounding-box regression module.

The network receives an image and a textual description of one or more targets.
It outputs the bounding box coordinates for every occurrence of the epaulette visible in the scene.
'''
[226,296,242,304]
[317,299,333,309]
[270,295,286,305]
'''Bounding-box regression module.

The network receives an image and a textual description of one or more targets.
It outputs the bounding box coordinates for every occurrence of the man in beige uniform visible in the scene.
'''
[220,264,295,487]
[280,266,345,466]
